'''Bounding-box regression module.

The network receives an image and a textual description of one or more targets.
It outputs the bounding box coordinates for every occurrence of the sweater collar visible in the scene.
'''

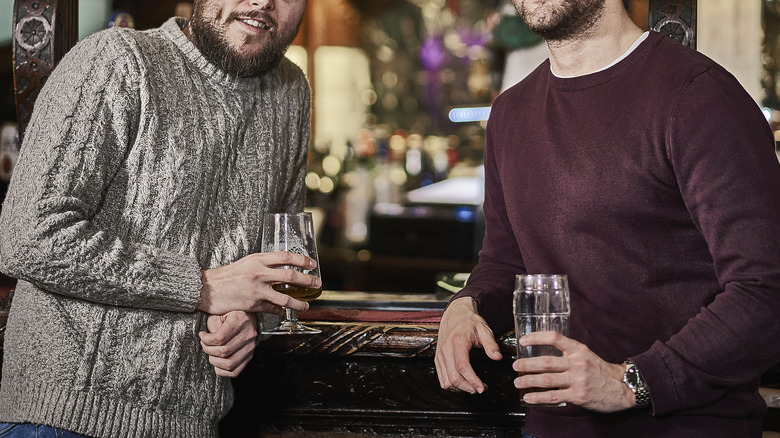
[547,31,665,92]
[162,17,267,90]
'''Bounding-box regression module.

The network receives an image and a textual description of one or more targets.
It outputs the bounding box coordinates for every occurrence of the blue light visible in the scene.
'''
[448,107,492,123]
[454,206,475,222]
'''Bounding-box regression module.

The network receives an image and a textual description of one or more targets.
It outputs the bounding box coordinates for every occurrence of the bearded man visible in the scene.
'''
[0,0,319,437]
[435,0,780,437]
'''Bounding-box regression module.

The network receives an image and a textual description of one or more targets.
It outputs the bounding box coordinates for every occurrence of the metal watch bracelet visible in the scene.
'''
[623,360,651,409]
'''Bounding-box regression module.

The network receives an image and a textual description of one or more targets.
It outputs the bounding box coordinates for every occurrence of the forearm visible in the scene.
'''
[0,198,203,312]
[633,282,780,414]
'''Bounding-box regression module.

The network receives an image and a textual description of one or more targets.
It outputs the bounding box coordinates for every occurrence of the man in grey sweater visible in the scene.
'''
[0,0,317,437]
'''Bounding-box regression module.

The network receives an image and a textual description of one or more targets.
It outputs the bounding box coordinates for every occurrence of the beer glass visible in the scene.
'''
[260,212,322,335]
[514,274,570,407]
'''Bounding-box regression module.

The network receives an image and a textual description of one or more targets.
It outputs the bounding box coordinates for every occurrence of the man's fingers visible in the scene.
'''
[513,355,567,374]
[200,312,257,352]
[257,251,317,271]
[274,267,321,288]
[208,343,256,378]
[515,366,569,390]
[200,330,245,357]
[199,327,238,348]
[476,326,503,361]
[434,352,472,393]
[454,348,488,393]
[436,343,486,394]
[518,331,576,352]
[201,312,258,378]
[520,387,568,406]
[264,290,309,312]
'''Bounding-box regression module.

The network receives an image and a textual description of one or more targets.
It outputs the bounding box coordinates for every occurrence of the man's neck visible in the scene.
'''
[546,7,643,77]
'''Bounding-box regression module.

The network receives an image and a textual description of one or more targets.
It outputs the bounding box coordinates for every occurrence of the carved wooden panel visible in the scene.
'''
[12,0,78,143]
[649,0,697,49]
[223,354,524,437]
[221,322,523,437]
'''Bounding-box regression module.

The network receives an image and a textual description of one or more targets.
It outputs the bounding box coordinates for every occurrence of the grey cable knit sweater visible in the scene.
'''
[0,17,310,438]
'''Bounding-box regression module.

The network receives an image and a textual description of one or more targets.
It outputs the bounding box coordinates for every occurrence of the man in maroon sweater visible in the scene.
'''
[434,0,780,437]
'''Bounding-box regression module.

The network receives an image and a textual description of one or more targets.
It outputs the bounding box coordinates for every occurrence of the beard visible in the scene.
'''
[189,2,301,78]
[515,0,606,42]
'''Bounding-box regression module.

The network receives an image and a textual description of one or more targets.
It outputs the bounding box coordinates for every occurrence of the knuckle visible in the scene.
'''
[280,251,295,264]
[538,374,555,386]
[213,346,230,358]
[282,295,299,308]
[281,269,296,283]
[447,376,463,388]
[210,334,227,346]
[570,356,587,369]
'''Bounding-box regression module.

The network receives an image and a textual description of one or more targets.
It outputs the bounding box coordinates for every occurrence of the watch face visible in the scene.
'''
[625,364,640,389]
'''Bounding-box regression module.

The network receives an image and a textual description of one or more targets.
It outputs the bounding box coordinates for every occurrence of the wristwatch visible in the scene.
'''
[622,360,652,409]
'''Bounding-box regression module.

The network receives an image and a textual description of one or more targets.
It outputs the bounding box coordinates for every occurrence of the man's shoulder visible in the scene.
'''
[63,25,165,67]
[272,57,308,84]
[266,57,310,96]
[78,19,181,55]
[647,32,725,78]
[490,61,549,116]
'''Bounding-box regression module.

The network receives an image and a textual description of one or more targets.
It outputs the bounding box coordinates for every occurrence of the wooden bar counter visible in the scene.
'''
[218,291,524,437]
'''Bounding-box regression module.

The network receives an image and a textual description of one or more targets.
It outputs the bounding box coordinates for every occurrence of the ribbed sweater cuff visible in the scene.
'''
[0,379,215,438]
[143,252,203,312]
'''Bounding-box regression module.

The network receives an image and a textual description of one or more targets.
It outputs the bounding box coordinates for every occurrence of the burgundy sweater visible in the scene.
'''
[453,31,780,437]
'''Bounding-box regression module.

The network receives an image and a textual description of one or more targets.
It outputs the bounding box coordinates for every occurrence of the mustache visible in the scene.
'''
[226,10,278,30]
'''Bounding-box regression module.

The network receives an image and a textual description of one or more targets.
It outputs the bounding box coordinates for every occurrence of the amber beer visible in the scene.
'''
[272,283,323,302]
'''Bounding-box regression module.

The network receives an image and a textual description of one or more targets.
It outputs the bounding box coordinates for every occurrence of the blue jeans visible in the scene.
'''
[0,423,90,438]
[522,433,538,438]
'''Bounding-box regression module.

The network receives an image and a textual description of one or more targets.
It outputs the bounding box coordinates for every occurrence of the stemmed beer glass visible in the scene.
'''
[260,212,322,335]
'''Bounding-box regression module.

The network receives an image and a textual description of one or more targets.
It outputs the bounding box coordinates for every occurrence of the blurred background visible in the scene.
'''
[0,0,775,294]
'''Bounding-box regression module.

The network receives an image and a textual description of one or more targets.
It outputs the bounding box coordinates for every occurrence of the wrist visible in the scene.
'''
[622,359,652,410]
[197,269,214,313]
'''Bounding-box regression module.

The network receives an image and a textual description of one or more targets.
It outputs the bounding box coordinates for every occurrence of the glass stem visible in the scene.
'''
[285,308,298,323]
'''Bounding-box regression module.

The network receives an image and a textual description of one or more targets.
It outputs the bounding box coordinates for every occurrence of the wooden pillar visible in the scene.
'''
[649,0,697,49]
[12,0,78,143]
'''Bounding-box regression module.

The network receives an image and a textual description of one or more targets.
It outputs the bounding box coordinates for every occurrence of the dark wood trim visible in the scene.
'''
[12,0,78,144]
[649,0,697,49]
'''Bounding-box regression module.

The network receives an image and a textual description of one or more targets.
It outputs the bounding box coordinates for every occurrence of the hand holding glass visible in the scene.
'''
[514,274,571,407]
[260,212,322,335]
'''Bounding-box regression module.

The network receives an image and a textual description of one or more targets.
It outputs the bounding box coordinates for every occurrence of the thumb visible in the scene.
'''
[206,313,226,333]
[478,326,503,361]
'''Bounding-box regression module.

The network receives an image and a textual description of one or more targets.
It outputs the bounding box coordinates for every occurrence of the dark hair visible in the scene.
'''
[623,0,631,11]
